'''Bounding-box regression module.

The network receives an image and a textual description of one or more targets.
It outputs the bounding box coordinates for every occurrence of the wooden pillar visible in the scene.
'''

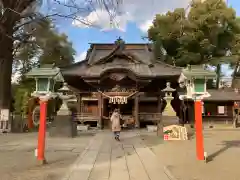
[233,106,239,128]
[134,93,139,128]
[157,95,163,137]
[179,101,185,125]
[77,93,82,114]
[98,93,103,129]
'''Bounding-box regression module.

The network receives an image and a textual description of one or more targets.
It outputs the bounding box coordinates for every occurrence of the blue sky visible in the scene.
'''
[53,0,240,70]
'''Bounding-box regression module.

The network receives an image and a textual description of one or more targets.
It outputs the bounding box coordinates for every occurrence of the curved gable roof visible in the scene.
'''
[61,42,181,78]
[87,43,154,65]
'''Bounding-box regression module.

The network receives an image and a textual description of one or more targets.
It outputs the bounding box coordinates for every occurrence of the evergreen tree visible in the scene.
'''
[148,0,240,88]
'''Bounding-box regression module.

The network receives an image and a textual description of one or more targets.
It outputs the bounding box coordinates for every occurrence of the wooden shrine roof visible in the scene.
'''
[61,42,181,78]
[204,89,240,101]
[178,88,240,102]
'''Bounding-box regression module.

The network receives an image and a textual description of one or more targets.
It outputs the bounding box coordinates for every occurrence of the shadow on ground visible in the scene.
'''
[208,140,240,162]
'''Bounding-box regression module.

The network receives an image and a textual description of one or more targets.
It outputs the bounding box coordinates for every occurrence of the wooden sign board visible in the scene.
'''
[218,106,225,114]
[163,125,188,141]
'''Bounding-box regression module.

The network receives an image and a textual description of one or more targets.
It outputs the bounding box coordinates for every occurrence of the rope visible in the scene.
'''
[98,90,138,104]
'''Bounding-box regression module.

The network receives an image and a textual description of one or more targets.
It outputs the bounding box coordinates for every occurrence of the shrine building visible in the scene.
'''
[28,39,240,129]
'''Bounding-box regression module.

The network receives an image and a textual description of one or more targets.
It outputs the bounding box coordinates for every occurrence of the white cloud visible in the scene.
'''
[72,9,130,32]
[139,20,153,32]
[72,0,190,32]
[75,51,87,62]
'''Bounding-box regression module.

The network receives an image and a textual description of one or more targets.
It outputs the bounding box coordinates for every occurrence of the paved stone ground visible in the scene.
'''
[141,129,240,180]
[2,129,238,180]
[61,130,171,180]
[0,131,95,180]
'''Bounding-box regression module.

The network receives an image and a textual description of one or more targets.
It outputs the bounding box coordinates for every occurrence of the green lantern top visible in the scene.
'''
[179,65,216,100]
[26,64,64,95]
[26,64,63,80]
[181,65,216,79]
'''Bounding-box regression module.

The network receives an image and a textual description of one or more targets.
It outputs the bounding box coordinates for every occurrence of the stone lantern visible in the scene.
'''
[49,82,77,138]
[161,82,178,126]
[57,82,76,115]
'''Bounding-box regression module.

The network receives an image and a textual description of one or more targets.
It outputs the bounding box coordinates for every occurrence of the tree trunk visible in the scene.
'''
[0,26,14,129]
[215,64,221,89]
[232,59,240,89]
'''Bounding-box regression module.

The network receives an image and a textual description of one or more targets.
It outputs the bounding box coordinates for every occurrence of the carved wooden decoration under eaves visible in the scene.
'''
[109,73,127,81]
[106,85,136,93]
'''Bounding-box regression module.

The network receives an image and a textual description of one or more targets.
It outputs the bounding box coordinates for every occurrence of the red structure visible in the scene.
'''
[194,100,204,160]
[37,99,48,164]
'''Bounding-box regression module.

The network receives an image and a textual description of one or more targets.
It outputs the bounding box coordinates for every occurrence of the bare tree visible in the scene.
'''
[0,0,123,125]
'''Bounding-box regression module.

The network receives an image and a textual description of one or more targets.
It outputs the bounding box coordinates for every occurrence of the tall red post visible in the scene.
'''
[194,99,204,160]
[37,98,48,164]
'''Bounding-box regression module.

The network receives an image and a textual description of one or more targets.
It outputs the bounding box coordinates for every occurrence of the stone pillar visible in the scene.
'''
[98,93,103,129]
[49,98,77,138]
[134,93,139,128]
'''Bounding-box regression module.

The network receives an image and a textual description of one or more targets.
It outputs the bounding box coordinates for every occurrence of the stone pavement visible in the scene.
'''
[61,130,171,180]
[142,129,240,180]
[0,132,95,180]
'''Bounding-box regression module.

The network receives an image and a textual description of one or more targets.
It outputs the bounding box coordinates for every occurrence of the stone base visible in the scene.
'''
[37,159,47,165]
[11,115,24,133]
[0,120,11,133]
[162,116,179,126]
[77,125,90,131]
[147,125,157,132]
[49,115,77,138]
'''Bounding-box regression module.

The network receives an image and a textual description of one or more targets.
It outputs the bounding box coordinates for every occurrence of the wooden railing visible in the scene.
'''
[74,113,99,122]
[138,113,161,122]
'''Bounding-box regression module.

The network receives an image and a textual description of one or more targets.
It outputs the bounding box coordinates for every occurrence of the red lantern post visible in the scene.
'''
[37,97,48,164]
[194,99,204,160]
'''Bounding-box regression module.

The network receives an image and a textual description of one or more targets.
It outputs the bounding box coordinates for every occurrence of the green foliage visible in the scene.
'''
[12,18,75,115]
[148,0,240,68]
[13,86,31,114]
[35,19,76,66]
[14,18,76,82]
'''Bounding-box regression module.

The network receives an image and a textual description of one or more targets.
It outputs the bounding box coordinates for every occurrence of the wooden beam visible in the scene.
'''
[157,94,163,137]
[98,92,103,129]
[134,93,139,128]
[77,94,82,115]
